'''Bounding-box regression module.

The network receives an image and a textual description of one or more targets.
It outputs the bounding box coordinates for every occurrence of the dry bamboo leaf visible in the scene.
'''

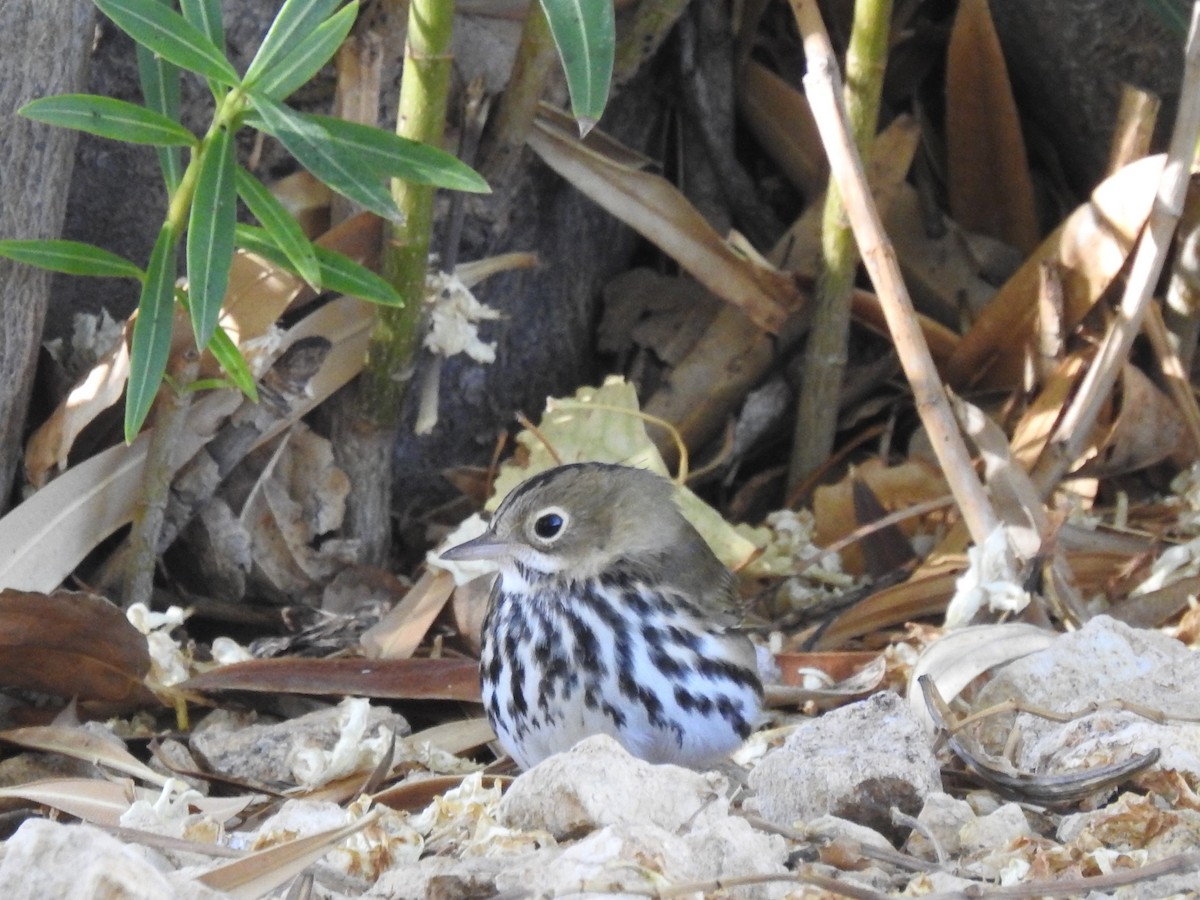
[813,458,949,576]
[180,657,481,702]
[24,334,130,488]
[907,623,1056,733]
[0,725,167,786]
[737,59,826,196]
[814,550,1132,649]
[404,717,496,758]
[0,295,373,593]
[0,590,155,704]
[946,0,1039,253]
[1073,364,1187,477]
[946,155,1166,389]
[196,808,382,898]
[528,107,800,333]
[373,773,510,813]
[361,568,456,660]
[0,778,157,827]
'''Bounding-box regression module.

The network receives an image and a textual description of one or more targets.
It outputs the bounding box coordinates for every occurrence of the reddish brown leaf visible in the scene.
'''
[946,0,1039,252]
[0,589,153,704]
[181,656,481,702]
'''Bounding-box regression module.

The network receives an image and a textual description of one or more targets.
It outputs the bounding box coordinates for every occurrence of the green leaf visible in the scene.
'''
[180,0,223,48]
[236,223,403,307]
[187,128,237,348]
[234,167,321,289]
[539,0,614,134]
[256,3,358,101]
[0,240,145,280]
[205,325,259,401]
[179,0,228,99]
[243,0,342,87]
[247,95,403,222]
[126,226,181,443]
[96,0,239,86]
[305,114,490,193]
[136,28,185,193]
[20,95,196,147]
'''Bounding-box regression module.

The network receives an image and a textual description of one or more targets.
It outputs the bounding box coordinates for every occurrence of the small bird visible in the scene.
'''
[441,462,763,770]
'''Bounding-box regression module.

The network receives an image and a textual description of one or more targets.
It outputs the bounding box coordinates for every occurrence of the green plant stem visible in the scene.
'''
[164,87,244,233]
[787,0,892,493]
[361,0,455,418]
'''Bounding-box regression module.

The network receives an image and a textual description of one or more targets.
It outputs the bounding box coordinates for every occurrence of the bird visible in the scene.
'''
[440,462,763,770]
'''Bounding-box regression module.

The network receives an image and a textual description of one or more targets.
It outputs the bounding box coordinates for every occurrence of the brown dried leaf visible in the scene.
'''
[24,334,130,488]
[0,590,154,704]
[361,569,455,660]
[0,778,157,827]
[181,657,481,702]
[946,0,1039,252]
[946,155,1166,389]
[528,107,800,333]
[813,458,949,576]
[737,59,826,197]
[0,724,166,785]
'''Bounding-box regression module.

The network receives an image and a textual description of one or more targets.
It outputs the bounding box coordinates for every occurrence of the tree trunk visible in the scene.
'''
[0,0,95,511]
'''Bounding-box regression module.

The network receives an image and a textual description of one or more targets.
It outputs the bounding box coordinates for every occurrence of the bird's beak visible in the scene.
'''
[439,530,512,563]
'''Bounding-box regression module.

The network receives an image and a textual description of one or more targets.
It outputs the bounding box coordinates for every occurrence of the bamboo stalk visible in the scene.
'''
[788,0,892,491]
[787,0,1000,546]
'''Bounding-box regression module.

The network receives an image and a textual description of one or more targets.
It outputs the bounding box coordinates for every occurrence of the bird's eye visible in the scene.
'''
[533,510,566,540]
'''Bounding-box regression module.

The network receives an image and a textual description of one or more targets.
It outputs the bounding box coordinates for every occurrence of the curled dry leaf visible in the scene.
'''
[24,332,130,488]
[906,622,1056,733]
[0,589,155,704]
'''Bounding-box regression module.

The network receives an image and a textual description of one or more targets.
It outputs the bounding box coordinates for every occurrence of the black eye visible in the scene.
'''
[534,512,564,539]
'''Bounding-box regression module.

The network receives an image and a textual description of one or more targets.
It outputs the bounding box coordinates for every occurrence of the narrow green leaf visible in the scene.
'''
[187,128,237,348]
[96,0,239,86]
[179,0,228,99]
[243,0,342,87]
[539,0,614,133]
[0,240,145,280]
[205,325,259,401]
[306,114,490,193]
[234,167,321,289]
[236,224,403,307]
[247,95,403,221]
[20,94,196,147]
[126,226,181,443]
[180,0,223,48]
[256,3,358,101]
[136,28,185,193]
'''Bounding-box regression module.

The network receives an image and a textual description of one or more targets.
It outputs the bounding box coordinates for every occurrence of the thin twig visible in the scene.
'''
[787,0,1000,546]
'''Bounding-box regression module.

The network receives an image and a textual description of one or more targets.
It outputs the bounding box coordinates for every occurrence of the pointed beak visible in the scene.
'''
[439,530,512,563]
